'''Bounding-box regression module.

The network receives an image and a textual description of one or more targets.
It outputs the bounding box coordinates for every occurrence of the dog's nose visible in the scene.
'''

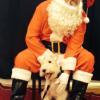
[42,69,46,73]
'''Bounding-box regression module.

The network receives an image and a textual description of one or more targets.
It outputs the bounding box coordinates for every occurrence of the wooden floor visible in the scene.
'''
[0,78,100,100]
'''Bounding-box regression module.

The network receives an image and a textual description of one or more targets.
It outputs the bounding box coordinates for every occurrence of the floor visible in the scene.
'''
[0,78,100,100]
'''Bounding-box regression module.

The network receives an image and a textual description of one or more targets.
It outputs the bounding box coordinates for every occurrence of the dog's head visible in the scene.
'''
[39,54,60,80]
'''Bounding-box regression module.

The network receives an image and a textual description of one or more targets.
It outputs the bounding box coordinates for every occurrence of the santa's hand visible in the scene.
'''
[55,73,69,94]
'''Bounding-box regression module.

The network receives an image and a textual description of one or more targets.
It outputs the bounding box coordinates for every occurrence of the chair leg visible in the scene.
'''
[32,74,36,100]
[32,73,42,100]
[38,74,42,95]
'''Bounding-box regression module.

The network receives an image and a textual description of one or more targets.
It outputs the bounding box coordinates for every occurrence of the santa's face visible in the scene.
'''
[47,0,83,37]
[65,0,81,6]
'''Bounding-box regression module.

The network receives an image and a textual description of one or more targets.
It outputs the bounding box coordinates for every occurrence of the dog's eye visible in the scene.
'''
[48,61,52,63]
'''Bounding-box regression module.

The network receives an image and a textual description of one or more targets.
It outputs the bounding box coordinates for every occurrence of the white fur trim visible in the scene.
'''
[84,17,90,23]
[11,68,31,81]
[62,57,76,70]
[73,70,93,83]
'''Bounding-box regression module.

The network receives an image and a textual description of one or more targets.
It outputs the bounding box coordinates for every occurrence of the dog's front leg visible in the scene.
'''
[56,90,68,100]
[41,79,50,99]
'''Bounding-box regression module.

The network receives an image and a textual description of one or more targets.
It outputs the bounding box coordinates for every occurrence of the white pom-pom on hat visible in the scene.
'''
[84,16,90,23]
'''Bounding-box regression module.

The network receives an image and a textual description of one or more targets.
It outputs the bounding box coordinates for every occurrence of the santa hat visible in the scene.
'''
[83,0,95,23]
[87,0,95,8]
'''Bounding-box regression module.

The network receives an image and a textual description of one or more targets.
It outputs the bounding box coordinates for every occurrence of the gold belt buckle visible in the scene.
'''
[51,41,60,54]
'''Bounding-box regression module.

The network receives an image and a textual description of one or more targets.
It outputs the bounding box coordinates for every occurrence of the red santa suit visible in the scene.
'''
[11,0,94,83]
[10,0,95,100]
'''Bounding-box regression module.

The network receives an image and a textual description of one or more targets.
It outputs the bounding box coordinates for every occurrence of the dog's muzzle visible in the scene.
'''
[40,69,55,79]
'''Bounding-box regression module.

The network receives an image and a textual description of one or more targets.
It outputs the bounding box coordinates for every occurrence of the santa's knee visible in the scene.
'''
[83,52,95,73]
[11,49,32,81]
[14,49,30,67]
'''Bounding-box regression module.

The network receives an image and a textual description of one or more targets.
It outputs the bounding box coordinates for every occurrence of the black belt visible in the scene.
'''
[42,40,67,53]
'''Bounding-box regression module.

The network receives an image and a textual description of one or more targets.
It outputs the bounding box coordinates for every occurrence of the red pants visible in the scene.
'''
[11,48,94,82]
[14,48,94,73]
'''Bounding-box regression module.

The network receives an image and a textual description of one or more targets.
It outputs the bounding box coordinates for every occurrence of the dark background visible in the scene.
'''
[0,0,99,80]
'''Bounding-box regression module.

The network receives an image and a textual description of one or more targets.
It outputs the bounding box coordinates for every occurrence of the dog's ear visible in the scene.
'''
[60,66,64,73]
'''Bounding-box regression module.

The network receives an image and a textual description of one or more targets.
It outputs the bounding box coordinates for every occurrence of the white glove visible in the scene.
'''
[57,54,76,71]
[55,73,69,94]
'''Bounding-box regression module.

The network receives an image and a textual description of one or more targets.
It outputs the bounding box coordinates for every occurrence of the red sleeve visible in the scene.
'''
[25,2,47,58]
[64,22,86,58]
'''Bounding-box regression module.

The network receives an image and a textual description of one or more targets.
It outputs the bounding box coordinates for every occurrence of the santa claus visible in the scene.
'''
[10,0,95,100]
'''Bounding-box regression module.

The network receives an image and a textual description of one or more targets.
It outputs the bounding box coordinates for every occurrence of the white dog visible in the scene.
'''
[39,53,68,100]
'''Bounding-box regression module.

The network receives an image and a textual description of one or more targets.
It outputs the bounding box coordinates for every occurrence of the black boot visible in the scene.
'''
[68,80,88,100]
[11,79,28,100]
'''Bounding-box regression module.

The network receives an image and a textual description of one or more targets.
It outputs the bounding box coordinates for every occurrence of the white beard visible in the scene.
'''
[47,0,83,37]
